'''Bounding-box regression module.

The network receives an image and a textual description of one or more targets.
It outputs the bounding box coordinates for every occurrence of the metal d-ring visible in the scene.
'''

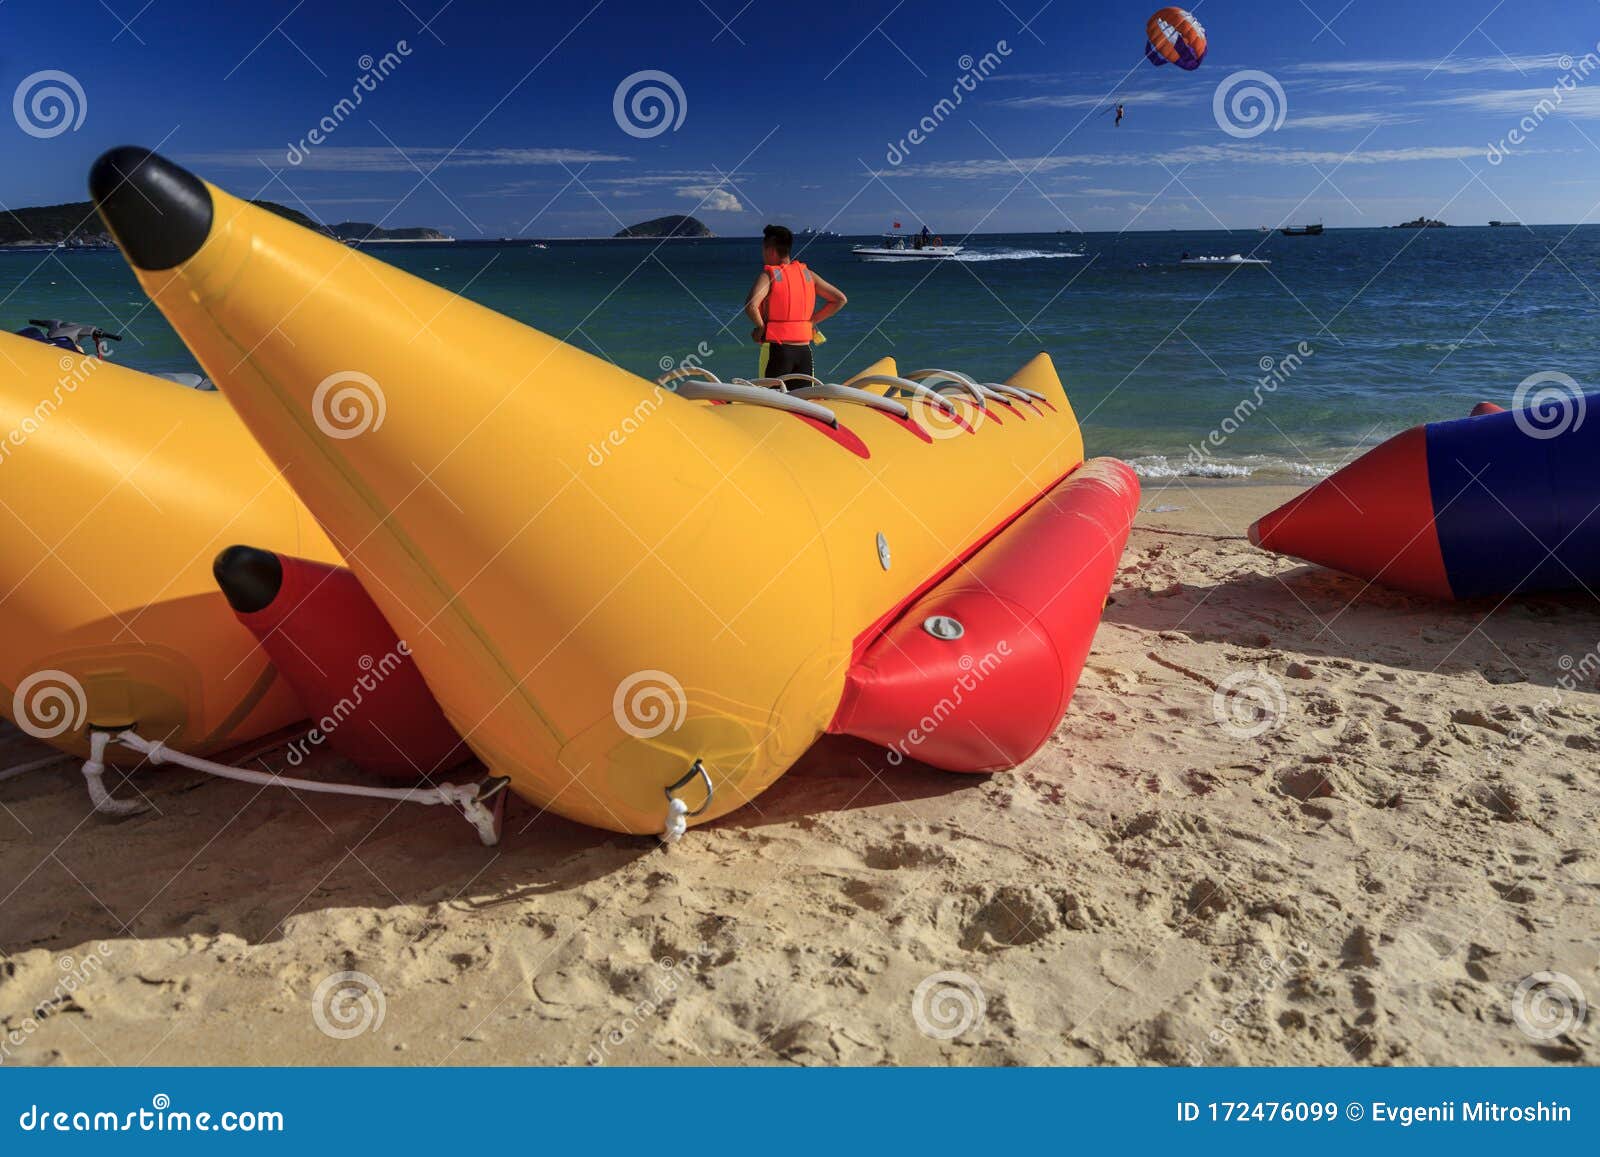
[664,759,714,817]
[475,775,512,803]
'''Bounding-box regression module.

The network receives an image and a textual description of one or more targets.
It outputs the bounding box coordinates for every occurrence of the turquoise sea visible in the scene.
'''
[3,225,1595,479]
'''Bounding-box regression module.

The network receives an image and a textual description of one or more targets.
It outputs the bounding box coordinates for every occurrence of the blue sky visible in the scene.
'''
[2,0,1598,235]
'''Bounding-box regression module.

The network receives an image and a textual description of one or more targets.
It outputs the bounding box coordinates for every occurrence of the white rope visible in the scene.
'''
[79,730,501,845]
[80,731,145,816]
[0,751,74,784]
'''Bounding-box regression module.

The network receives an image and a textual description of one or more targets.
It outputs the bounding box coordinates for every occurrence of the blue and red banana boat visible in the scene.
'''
[1250,395,1600,600]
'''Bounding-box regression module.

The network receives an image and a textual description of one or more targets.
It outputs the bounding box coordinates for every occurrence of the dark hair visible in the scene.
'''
[762,224,793,258]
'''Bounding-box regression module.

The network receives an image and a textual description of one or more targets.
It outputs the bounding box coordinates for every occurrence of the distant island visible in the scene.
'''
[0,200,447,246]
[330,222,452,243]
[1395,216,1447,229]
[613,214,712,239]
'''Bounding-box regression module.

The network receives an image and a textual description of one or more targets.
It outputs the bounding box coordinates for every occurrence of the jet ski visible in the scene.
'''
[14,318,214,389]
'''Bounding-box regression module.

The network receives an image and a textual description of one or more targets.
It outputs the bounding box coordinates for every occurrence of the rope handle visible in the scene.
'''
[80,730,507,846]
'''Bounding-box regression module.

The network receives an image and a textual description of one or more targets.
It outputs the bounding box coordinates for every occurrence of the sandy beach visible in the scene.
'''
[2,478,1595,1067]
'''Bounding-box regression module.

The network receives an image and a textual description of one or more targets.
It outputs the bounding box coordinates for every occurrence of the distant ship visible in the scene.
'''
[1280,223,1324,236]
[1488,220,1523,227]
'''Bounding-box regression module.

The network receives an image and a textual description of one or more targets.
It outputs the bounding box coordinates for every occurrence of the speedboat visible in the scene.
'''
[852,232,963,260]
[1178,253,1270,267]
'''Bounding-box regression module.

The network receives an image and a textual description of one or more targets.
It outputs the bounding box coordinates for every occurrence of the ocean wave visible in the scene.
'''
[1126,454,1334,481]
[949,249,1085,262]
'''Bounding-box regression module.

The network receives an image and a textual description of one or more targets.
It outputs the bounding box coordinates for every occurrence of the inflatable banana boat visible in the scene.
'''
[0,330,341,760]
[1251,392,1600,599]
[92,147,1138,835]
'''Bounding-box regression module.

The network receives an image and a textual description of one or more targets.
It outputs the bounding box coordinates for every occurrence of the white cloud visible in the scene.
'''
[1304,80,1409,95]
[1429,86,1600,118]
[1290,111,1413,130]
[589,170,751,187]
[300,196,406,205]
[679,185,744,211]
[184,146,629,172]
[1285,54,1569,75]
[995,87,1195,110]
[876,143,1489,179]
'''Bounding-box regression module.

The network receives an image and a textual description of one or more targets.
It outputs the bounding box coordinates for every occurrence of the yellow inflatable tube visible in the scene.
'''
[0,331,339,760]
[92,148,1088,834]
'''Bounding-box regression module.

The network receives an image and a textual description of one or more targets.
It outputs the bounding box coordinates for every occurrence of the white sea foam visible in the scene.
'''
[1126,454,1335,481]
[948,248,1085,262]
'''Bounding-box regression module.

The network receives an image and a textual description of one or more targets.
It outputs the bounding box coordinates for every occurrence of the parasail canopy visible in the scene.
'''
[1145,7,1207,71]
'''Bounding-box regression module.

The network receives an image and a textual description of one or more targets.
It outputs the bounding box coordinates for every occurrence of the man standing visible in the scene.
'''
[745,224,847,380]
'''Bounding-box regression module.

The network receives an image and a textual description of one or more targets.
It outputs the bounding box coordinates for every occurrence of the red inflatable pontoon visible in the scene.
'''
[831,458,1139,771]
[213,546,469,780]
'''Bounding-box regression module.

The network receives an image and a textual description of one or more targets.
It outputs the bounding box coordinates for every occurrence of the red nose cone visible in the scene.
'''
[1470,401,1506,416]
[217,548,468,779]
[1249,426,1455,599]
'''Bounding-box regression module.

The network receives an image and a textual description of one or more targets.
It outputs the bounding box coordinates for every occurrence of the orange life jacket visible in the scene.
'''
[762,260,815,343]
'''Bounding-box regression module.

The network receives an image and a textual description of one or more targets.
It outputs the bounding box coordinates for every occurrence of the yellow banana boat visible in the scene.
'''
[0,330,340,761]
[92,147,1138,835]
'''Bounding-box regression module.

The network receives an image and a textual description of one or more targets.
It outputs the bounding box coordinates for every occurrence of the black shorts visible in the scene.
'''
[762,342,814,380]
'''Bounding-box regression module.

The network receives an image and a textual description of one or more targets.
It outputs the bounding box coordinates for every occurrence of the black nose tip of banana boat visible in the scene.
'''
[212,545,285,615]
[90,146,213,271]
